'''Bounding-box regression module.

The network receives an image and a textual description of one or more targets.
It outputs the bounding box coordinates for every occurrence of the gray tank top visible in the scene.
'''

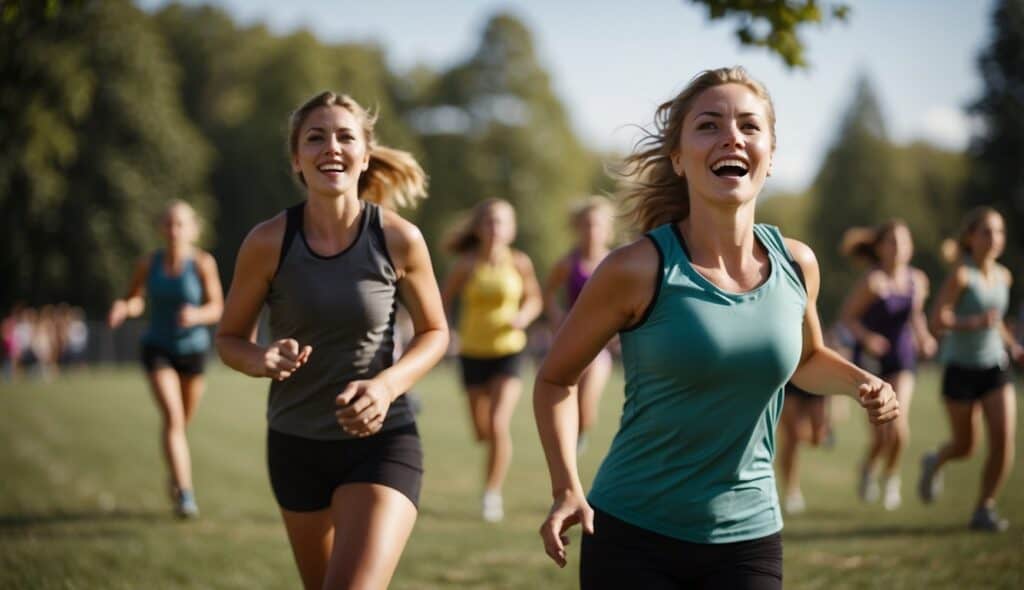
[265,201,413,440]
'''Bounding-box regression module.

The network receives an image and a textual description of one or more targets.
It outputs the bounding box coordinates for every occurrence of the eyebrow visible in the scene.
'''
[304,126,356,134]
[695,111,761,118]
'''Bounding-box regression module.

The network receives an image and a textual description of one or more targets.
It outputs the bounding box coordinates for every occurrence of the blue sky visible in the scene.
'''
[137,0,993,192]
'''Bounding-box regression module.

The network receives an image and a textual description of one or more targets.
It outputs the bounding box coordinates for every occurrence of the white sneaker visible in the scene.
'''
[858,466,880,503]
[482,491,503,522]
[883,476,901,511]
[784,489,806,515]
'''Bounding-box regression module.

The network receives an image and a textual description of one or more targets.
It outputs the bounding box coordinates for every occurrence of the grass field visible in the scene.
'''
[1,362,1021,589]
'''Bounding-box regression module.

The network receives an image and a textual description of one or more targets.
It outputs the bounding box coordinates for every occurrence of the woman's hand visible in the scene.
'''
[858,380,900,425]
[263,338,312,381]
[540,488,594,568]
[335,378,396,437]
[177,304,200,328]
[108,300,129,328]
[918,334,939,359]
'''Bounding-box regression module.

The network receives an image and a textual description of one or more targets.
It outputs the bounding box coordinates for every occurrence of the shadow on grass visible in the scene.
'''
[784,523,966,542]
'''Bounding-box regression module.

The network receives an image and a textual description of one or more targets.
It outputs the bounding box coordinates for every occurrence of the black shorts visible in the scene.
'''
[942,364,1012,403]
[141,344,206,376]
[580,509,782,590]
[267,423,423,512]
[784,382,822,401]
[459,353,522,387]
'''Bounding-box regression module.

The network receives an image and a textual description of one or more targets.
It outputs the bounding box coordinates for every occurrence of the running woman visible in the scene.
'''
[215,92,448,589]
[533,67,899,589]
[839,220,937,510]
[108,200,223,518]
[542,196,616,455]
[441,198,543,522]
[920,207,1022,532]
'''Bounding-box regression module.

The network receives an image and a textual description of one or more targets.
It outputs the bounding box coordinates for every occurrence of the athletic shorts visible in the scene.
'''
[784,382,822,401]
[459,353,522,387]
[942,364,1012,403]
[580,509,782,590]
[141,344,206,376]
[266,423,423,511]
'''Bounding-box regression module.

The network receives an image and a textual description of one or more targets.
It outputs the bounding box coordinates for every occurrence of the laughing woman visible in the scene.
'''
[533,67,900,589]
[216,92,448,589]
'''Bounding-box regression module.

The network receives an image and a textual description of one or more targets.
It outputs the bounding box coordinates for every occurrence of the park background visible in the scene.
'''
[1,0,1022,588]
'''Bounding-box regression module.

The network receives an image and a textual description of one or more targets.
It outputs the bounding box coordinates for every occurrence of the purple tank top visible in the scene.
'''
[854,275,916,374]
[566,251,590,307]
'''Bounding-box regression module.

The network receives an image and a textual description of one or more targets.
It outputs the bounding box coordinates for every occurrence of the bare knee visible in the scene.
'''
[946,439,975,460]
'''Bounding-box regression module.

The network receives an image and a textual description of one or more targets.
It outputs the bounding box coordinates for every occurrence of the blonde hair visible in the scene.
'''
[443,198,515,254]
[618,67,776,232]
[941,206,1003,263]
[288,91,427,209]
[840,219,907,264]
[162,199,202,244]
[569,195,615,225]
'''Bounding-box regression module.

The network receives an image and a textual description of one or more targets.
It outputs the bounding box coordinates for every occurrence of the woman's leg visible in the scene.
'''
[323,483,418,590]
[977,383,1016,509]
[466,386,492,442]
[279,507,333,590]
[485,375,521,494]
[146,368,192,492]
[881,372,914,476]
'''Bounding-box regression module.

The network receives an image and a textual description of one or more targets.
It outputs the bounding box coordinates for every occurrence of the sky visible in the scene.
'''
[136,0,994,193]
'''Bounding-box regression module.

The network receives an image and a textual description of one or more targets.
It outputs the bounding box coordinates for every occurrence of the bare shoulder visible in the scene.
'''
[510,248,536,273]
[194,249,219,270]
[911,267,930,289]
[597,236,660,285]
[237,212,287,273]
[782,238,819,272]
[380,208,426,256]
[998,263,1013,287]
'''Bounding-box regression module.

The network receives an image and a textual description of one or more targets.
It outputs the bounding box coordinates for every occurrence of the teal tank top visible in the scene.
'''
[142,251,210,355]
[588,223,806,544]
[939,262,1009,368]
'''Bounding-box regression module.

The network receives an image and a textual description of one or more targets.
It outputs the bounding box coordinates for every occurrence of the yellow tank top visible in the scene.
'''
[458,253,527,358]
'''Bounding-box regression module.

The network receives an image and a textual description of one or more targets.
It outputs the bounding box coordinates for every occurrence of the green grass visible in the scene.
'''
[1,362,1021,589]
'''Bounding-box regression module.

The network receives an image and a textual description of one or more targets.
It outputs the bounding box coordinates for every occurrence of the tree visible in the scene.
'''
[687,0,850,67]
[413,13,597,272]
[965,0,1024,303]
[0,0,212,314]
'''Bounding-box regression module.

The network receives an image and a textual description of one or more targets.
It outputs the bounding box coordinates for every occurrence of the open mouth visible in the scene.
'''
[318,162,346,174]
[711,158,749,178]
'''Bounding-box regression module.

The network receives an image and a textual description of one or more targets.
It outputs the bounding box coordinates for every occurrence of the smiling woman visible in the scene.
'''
[215,91,449,590]
[532,67,901,590]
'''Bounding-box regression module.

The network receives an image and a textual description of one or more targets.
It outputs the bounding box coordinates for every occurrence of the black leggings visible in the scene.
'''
[580,509,782,590]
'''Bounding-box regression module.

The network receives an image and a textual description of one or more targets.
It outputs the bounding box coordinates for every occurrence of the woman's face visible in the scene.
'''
[575,208,613,249]
[969,213,1006,260]
[476,203,516,247]
[292,105,370,198]
[671,83,774,211]
[876,224,913,267]
[161,205,197,246]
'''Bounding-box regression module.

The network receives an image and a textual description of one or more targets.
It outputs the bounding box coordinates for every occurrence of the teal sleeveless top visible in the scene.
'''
[588,223,806,544]
[142,251,210,355]
[939,261,1009,369]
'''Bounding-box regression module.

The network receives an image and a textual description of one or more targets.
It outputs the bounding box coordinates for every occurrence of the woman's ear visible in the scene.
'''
[670,150,685,178]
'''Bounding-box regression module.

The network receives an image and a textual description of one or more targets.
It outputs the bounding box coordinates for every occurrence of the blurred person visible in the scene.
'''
[777,382,830,514]
[61,305,89,366]
[839,220,936,510]
[542,196,616,455]
[441,198,543,522]
[919,207,1022,532]
[533,67,899,589]
[216,92,447,590]
[108,199,223,518]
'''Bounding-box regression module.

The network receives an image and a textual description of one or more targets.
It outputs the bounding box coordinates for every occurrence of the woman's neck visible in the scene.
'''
[680,200,758,270]
[479,241,510,264]
[304,190,362,239]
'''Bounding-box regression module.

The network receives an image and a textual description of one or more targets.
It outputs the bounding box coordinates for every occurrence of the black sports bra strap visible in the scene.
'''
[274,203,305,278]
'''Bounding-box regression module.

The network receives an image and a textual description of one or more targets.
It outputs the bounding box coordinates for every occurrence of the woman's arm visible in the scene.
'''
[542,256,572,328]
[996,266,1024,363]
[512,250,544,330]
[178,251,224,327]
[108,256,151,328]
[910,268,938,358]
[838,271,889,356]
[785,239,899,424]
[215,215,311,380]
[534,238,659,567]
[336,214,450,436]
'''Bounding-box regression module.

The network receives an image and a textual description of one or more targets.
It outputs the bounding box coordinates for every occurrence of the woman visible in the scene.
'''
[777,382,830,514]
[542,196,616,454]
[108,200,223,518]
[839,220,936,510]
[441,198,543,522]
[533,67,899,589]
[215,92,448,589]
[920,207,1022,532]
